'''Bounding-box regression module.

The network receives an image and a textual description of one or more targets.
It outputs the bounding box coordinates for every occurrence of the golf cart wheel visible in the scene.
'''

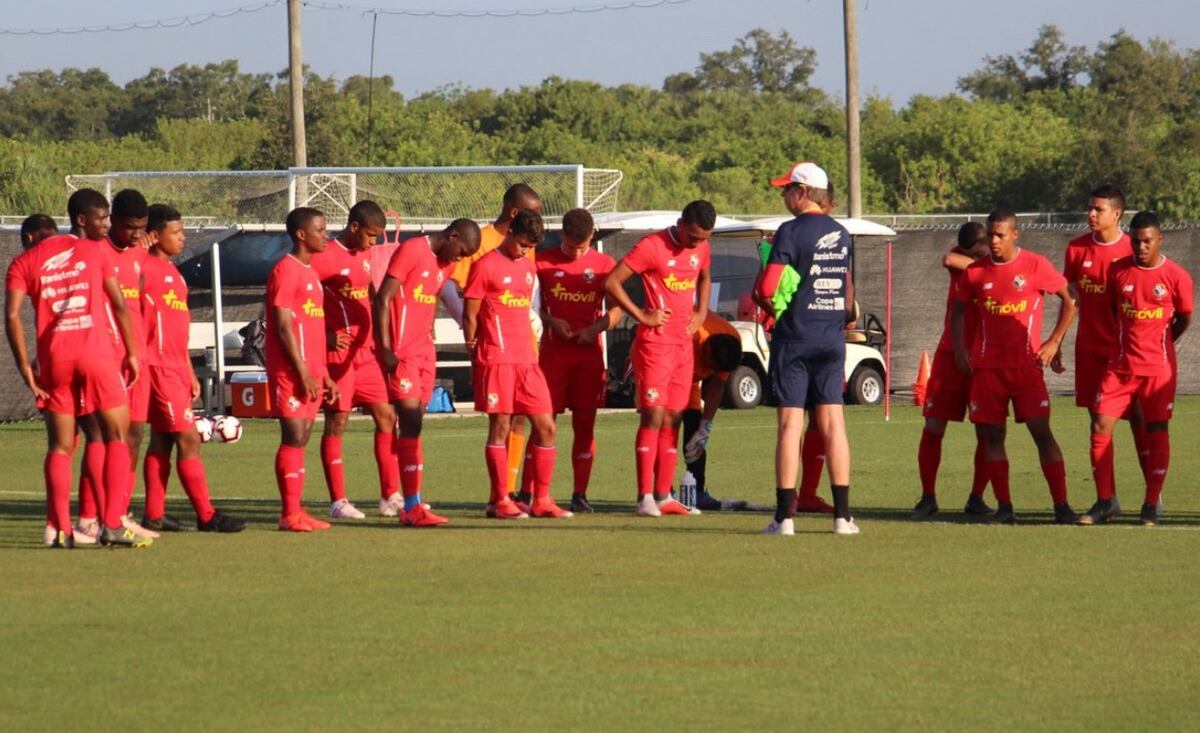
[847,364,884,406]
[725,366,763,409]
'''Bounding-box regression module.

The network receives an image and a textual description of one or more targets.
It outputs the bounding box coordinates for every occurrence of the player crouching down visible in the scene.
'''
[464,209,572,519]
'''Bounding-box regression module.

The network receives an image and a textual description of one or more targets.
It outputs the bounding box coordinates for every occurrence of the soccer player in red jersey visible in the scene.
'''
[911,222,993,519]
[1084,211,1192,527]
[533,207,619,513]
[464,209,571,520]
[375,218,482,527]
[309,200,391,521]
[951,209,1080,525]
[5,188,148,548]
[267,207,340,532]
[605,200,714,517]
[20,214,58,249]
[140,204,247,533]
[1057,184,1143,520]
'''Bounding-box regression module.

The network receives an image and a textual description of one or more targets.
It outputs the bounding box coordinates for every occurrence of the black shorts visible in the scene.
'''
[769,340,845,408]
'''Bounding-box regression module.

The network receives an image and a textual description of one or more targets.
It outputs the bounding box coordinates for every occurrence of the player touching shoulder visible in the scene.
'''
[140,204,247,533]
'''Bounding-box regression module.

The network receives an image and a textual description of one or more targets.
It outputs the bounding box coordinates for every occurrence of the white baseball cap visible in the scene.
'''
[770,161,829,190]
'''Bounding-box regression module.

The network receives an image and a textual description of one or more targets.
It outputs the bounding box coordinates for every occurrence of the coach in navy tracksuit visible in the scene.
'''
[756,161,860,536]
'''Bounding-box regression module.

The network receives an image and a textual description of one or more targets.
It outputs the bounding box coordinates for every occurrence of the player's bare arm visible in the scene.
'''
[103,273,140,387]
[943,250,974,271]
[950,300,971,375]
[573,306,622,346]
[4,287,48,401]
[372,275,402,373]
[845,269,856,324]
[1172,311,1192,342]
[605,261,668,328]
[463,297,482,354]
[1038,285,1077,369]
[688,267,711,335]
[274,305,318,400]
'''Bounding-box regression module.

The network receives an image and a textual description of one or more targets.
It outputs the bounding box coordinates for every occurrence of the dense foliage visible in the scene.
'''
[2,26,1198,218]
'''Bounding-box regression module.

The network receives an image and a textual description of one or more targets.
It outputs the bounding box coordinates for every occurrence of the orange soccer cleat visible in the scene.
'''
[530,498,573,519]
[278,512,314,532]
[794,494,835,514]
[657,498,700,516]
[299,511,332,531]
[400,505,449,527]
[485,499,529,520]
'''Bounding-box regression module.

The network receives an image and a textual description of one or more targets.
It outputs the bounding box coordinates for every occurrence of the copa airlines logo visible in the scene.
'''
[340,282,369,301]
[1079,274,1105,295]
[1120,301,1165,320]
[301,298,325,318]
[663,273,697,291]
[42,248,75,271]
[411,284,437,305]
[982,297,1028,315]
[550,283,596,303]
[161,289,188,312]
[498,289,531,308]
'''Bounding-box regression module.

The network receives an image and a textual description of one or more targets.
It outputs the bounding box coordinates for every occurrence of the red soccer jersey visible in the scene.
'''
[1063,232,1132,356]
[5,234,120,367]
[621,228,710,346]
[141,256,192,368]
[536,245,616,349]
[310,239,375,365]
[956,248,1067,369]
[1108,257,1194,377]
[107,242,147,357]
[383,235,456,355]
[464,248,538,365]
[265,254,327,379]
[935,255,978,354]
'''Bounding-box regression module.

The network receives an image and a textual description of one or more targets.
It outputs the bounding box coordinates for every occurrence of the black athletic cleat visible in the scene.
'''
[1139,503,1158,527]
[99,525,153,548]
[697,492,723,512]
[198,510,249,533]
[1076,497,1121,526]
[49,530,74,549]
[1053,502,1080,525]
[911,494,939,519]
[963,494,994,517]
[142,514,196,532]
[569,494,595,514]
[992,502,1017,525]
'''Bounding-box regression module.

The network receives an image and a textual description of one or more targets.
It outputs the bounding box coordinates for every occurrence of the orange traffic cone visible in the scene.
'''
[913,350,931,406]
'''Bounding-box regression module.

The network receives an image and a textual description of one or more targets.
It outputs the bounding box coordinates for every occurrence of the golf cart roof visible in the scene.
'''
[714,216,897,238]
[591,210,747,235]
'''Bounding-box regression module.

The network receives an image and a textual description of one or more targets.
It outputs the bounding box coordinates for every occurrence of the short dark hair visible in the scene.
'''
[348,199,387,228]
[1090,183,1126,213]
[111,189,149,220]
[21,213,57,242]
[286,207,325,238]
[67,188,108,222]
[1129,210,1161,232]
[562,208,594,242]
[503,183,540,209]
[681,199,717,230]
[446,218,482,256]
[957,221,986,247]
[706,333,741,372]
[986,208,1018,227]
[510,208,544,242]
[147,204,182,233]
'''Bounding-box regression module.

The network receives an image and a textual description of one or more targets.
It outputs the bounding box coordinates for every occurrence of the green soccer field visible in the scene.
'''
[2,398,1199,731]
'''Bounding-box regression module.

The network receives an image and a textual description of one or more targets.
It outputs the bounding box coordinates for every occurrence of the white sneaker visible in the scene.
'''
[72,527,98,546]
[122,515,160,539]
[763,518,795,536]
[635,494,662,517]
[43,524,56,546]
[379,493,404,517]
[330,498,366,519]
[834,517,861,535]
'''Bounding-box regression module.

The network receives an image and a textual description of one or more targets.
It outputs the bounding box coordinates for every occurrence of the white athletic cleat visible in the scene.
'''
[635,494,662,517]
[43,524,56,546]
[122,515,160,539]
[379,493,404,517]
[330,498,366,520]
[833,517,861,535]
[762,518,795,536]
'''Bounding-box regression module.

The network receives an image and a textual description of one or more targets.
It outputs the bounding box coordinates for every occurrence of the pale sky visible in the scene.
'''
[2,0,1200,103]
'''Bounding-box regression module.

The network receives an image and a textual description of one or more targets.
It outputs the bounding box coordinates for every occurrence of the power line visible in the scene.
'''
[306,0,692,18]
[0,1,283,36]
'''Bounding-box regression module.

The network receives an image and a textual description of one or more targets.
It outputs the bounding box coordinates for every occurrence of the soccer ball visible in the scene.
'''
[213,415,243,444]
[194,416,214,443]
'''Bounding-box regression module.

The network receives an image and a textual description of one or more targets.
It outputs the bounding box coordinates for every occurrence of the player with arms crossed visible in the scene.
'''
[911,222,993,518]
[1087,211,1191,527]
[6,188,148,547]
[534,207,619,513]
[267,208,339,532]
[140,204,247,533]
[605,201,715,517]
[374,218,482,526]
[951,209,1080,525]
[464,209,572,520]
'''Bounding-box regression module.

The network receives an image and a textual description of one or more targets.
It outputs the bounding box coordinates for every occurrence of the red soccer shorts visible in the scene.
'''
[541,343,606,413]
[148,365,198,433]
[473,362,553,415]
[1094,370,1176,422]
[387,348,437,404]
[632,338,693,412]
[40,358,127,416]
[968,366,1051,424]
[922,349,971,422]
[328,353,389,411]
[1074,346,1112,409]
[127,369,151,423]
[269,369,322,420]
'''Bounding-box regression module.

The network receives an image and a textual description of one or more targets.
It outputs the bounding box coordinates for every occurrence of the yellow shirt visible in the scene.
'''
[449,223,536,289]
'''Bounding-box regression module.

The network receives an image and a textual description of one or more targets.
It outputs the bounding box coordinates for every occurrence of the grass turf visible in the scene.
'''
[2,398,1200,731]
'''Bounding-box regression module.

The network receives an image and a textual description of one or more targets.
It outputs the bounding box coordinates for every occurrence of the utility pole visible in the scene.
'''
[287,0,307,168]
[843,0,862,218]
